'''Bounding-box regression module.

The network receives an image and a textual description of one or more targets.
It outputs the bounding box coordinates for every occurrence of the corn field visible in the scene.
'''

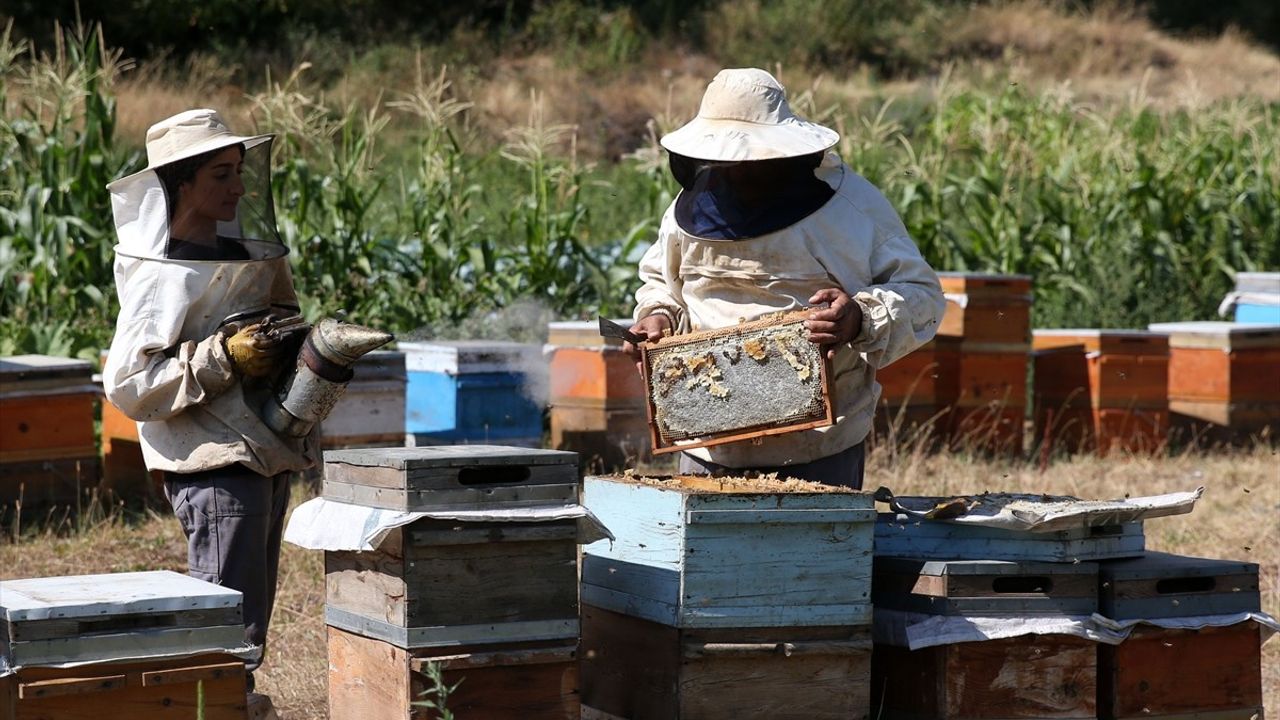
[2,23,1278,362]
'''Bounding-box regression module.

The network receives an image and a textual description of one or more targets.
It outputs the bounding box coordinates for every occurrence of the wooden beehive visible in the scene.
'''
[1097,623,1262,720]
[872,557,1098,616]
[581,474,874,629]
[547,320,652,470]
[875,336,961,439]
[875,513,1145,562]
[580,604,871,720]
[946,342,1028,455]
[0,571,249,720]
[1147,321,1280,435]
[325,517,580,648]
[321,445,579,511]
[1097,551,1260,620]
[1032,330,1170,455]
[639,311,834,454]
[872,635,1097,719]
[328,626,579,720]
[937,272,1033,345]
[321,350,407,449]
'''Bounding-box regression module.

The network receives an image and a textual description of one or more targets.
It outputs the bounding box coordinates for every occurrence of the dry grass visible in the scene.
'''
[2,444,1275,717]
[105,0,1280,162]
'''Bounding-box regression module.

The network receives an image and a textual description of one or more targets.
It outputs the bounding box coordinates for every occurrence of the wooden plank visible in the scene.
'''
[0,393,96,455]
[1099,624,1262,718]
[1099,551,1261,619]
[324,445,578,471]
[875,515,1145,561]
[140,660,245,687]
[580,604,870,720]
[327,624,413,720]
[321,479,578,511]
[17,674,127,699]
[3,653,246,720]
[7,607,243,643]
[324,607,578,649]
[873,557,1098,616]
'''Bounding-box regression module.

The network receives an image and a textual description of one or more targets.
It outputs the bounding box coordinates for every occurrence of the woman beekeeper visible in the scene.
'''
[103,108,312,714]
[622,68,946,488]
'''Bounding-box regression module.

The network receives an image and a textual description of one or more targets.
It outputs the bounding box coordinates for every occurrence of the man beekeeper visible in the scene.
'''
[103,109,313,718]
[623,68,946,488]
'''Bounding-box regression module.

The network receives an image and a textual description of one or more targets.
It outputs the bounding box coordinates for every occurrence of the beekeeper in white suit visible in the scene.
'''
[623,68,946,488]
[103,108,312,717]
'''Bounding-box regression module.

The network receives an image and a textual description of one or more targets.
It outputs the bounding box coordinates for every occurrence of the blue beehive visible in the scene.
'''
[581,474,875,628]
[400,340,546,447]
[1230,272,1280,324]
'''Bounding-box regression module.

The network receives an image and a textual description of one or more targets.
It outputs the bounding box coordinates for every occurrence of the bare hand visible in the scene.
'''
[806,288,863,359]
[623,314,672,365]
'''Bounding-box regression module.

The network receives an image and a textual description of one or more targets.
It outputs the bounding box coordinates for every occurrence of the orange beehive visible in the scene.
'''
[1032,330,1169,455]
[937,273,1033,345]
[0,355,99,507]
[1147,322,1280,437]
[945,342,1028,455]
[547,321,651,470]
[875,337,960,439]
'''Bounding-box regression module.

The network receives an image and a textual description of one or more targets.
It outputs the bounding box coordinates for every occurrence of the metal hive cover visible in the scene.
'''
[641,311,833,453]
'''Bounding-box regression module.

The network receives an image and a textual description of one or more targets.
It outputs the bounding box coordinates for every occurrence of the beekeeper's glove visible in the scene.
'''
[224,323,286,378]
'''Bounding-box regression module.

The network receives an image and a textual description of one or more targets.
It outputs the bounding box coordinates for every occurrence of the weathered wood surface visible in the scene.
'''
[872,636,1097,719]
[582,476,874,628]
[1097,623,1262,719]
[322,446,580,510]
[0,652,247,720]
[327,625,579,720]
[580,604,870,720]
[0,355,93,392]
[1098,551,1260,619]
[325,519,579,646]
[873,557,1098,616]
[874,514,1145,562]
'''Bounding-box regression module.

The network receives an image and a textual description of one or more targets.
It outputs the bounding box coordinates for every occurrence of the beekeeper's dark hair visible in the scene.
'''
[153,143,246,219]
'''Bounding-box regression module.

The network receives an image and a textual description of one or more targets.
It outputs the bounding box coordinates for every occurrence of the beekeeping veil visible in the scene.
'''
[660,68,839,240]
[106,108,297,336]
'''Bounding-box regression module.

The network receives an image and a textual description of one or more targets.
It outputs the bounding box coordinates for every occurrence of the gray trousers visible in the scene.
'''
[164,466,291,679]
[678,442,866,489]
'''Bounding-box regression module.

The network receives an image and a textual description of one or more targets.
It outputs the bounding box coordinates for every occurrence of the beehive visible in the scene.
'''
[580,605,870,720]
[1147,321,1280,437]
[322,445,579,511]
[581,474,874,628]
[640,312,834,453]
[0,355,99,508]
[1231,271,1280,323]
[401,340,545,446]
[875,336,960,438]
[328,626,579,720]
[321,350,406,449]
[944,342,1028,454]
[1032,330,1170,455]
[546,320,651,470]
[872,557,1098,616]
[0,571,249,720]
[936,272,1033,345]
[875,513,1145,562]
[872,635,1097,719]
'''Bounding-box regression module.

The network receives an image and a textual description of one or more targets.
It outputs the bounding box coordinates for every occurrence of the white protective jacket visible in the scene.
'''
[635,152,946,467]
[102,170,318,477]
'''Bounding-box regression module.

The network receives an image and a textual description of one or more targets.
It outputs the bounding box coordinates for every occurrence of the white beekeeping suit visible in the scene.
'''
[103,109,317,477]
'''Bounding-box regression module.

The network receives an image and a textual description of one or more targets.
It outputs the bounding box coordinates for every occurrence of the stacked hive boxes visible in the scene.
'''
[321,446,584,719]
[320,350,407,449]
[936,273,1033,454]
[0,571,251,719]
[546,320,651,471]
[1031,330,1170,455]
[871,500,1270,719]
[1146,322,1280,441]
[0,355,99,510]
[401,341,546,447]
[579,475,876,719]
[874,336,960,440]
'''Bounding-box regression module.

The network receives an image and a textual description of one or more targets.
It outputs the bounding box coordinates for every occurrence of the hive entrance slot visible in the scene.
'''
[1090,526,1123,537]
[991,577,1052,594]
[457,465,532,485]
[78,612,177,635]
[1155,576,1215,594]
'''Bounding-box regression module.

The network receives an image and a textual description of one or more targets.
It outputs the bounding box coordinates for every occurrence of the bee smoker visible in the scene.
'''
[262,318,394,438]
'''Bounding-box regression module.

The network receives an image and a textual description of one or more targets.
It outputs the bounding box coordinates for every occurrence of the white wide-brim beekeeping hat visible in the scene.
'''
[660,68,839,162]
[107,108,272,190]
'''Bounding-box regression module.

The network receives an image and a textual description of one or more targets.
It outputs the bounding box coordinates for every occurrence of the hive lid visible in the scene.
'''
[0,355,94,392]
[1097,550,1258,582]
[398,340,544,374]
[324,444,578,469]
[1235,272,1280,295]
[349,350,407,381]
[937,272,1033,298]
[1032,329,1168,354]
[875,557,1098,577]
[1147,321,1280,349]
[0,570,241,622]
